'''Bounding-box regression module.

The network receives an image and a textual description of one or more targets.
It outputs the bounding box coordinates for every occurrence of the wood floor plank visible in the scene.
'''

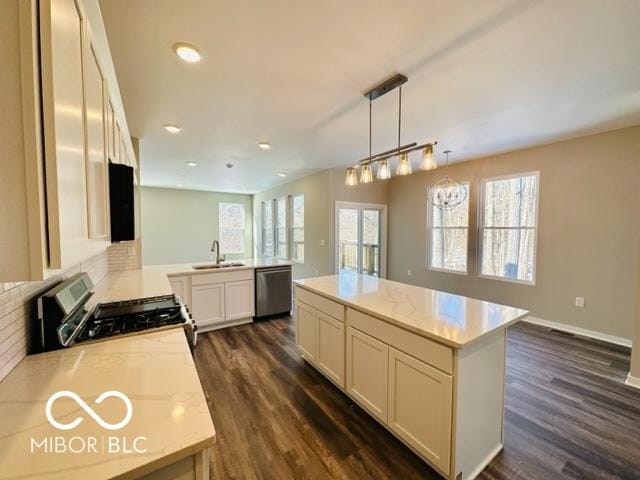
[194,317,640,480]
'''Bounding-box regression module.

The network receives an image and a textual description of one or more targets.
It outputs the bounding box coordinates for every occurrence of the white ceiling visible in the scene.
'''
[99,0,640,194]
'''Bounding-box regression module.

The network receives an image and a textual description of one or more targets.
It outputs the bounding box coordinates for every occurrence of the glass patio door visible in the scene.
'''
[336,203,386,277]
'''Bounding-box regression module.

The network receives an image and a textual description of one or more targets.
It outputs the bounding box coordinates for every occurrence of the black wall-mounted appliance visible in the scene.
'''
[108,162,135,242]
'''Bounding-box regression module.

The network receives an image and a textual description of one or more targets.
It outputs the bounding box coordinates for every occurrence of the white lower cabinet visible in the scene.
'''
[295,302,318,361]
[188,270,255,331]
[225,280,254,321]
[388,347,452,473]
[191,283,225,328]
[169,276,190,306]
[317,312,345,387]
[346,326,389,422]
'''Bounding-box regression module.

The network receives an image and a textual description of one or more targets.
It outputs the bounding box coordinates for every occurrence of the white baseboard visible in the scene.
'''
[626,373,640,390]
[523,316,632,348]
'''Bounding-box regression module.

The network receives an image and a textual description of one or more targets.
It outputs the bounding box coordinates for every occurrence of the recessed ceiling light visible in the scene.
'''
[277,172,287,177]
[173,43,202,63]
[176,183,184,187]
[257,141,271,150]
[185,161,198,167]
[164,124,182,134]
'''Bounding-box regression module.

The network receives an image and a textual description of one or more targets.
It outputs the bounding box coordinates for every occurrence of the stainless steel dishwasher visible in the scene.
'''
[255,265,292,318]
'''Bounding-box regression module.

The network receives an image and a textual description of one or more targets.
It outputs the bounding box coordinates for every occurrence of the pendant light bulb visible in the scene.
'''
[419,144,437,171]
[377,159,391,180]
[345,167,358,187]
[360,164,373,184]
[396,153,412,176]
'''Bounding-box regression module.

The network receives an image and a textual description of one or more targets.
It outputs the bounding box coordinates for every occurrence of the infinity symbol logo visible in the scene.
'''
[45,391,133,431]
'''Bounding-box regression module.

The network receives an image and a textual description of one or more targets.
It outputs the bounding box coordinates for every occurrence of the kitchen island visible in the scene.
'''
[293,273,528,480]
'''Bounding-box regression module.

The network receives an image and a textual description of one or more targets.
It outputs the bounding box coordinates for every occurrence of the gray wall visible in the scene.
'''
[387,126,640,339]
[141,187,253,265]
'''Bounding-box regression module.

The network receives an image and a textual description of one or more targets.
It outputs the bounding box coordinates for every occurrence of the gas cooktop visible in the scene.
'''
[77,295,185,342]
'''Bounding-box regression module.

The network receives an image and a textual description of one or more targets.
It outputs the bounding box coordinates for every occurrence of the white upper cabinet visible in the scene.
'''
[85,42,109,241]
[0,0,136,280]
[41,0,95,268]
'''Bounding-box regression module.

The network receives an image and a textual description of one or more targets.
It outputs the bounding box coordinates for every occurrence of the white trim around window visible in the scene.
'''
[477,171,540,285]
[426,181,470,275]
[218,202,245,254]
[290,194,304,264]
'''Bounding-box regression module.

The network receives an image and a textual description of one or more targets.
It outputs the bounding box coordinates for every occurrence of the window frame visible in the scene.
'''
[218,202,246,255]
[477,171,540,286]
[275,196,288,260]
[426,181,471,275]
[261,200,274,258]
[290,194,304,264]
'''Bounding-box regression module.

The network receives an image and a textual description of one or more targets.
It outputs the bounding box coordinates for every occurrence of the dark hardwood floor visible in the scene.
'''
[194,318,640,480]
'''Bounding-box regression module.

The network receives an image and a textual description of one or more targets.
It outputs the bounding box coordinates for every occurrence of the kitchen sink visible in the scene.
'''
[193,262,245,270]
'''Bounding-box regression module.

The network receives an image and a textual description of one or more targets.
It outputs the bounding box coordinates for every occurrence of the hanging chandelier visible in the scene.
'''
[428,150,467,210]
[345,74,437,186]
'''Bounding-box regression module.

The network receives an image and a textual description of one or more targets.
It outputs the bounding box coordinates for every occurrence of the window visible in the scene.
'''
[291,194,304,262]
[218,203,245,254]
[262,201,274,257]
[480,173,539,284]
[275,196,288,259]
[428,183,469,273]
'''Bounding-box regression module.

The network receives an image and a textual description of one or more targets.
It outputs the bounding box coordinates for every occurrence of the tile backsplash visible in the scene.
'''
[108,240,140,271]
[0,250,109,382]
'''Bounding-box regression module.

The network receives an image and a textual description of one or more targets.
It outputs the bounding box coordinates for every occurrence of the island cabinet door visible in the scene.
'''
[295,302,318,361]
[346,326,389,423]
[191,283,225,327]
[388,347,453,474]
[316,312,345,387]
[225,280,255,321]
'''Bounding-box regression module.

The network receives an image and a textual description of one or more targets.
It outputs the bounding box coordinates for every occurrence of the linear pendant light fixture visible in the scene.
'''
[345,74,437,186]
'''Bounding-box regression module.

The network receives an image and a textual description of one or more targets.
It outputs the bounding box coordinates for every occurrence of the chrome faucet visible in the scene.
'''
[210,240,220,264]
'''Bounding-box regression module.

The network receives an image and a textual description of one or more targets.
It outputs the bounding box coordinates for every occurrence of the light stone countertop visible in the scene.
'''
[0,269,215,479]
[87,268,175,308]
[294,273,529,348]
[0,328,215,480]
[144,257,292,277]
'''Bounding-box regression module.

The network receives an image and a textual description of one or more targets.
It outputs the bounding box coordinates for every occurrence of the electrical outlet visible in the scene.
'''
[407,269,412,277]
[320,239,325,246]
[575,297,585,308]
[314,270,319,276]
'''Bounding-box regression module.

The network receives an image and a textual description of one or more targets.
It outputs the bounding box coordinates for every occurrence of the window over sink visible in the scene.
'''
[219,203,245,254]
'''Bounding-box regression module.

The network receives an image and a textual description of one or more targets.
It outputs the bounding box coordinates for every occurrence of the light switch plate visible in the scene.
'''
[575,297,585,308]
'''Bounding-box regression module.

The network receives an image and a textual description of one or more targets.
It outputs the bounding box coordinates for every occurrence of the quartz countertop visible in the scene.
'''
[294,273,528,348]
[0,328,215,480]
[87,268,174,308]
[145,257,291,277]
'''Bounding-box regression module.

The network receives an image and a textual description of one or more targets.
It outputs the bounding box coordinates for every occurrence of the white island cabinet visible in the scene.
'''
[294,273,528,480]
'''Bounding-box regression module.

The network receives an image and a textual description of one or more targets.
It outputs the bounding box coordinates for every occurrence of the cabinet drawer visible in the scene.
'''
[191,269,253,286]
[347,308,453,375]
[295,287,344,322]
